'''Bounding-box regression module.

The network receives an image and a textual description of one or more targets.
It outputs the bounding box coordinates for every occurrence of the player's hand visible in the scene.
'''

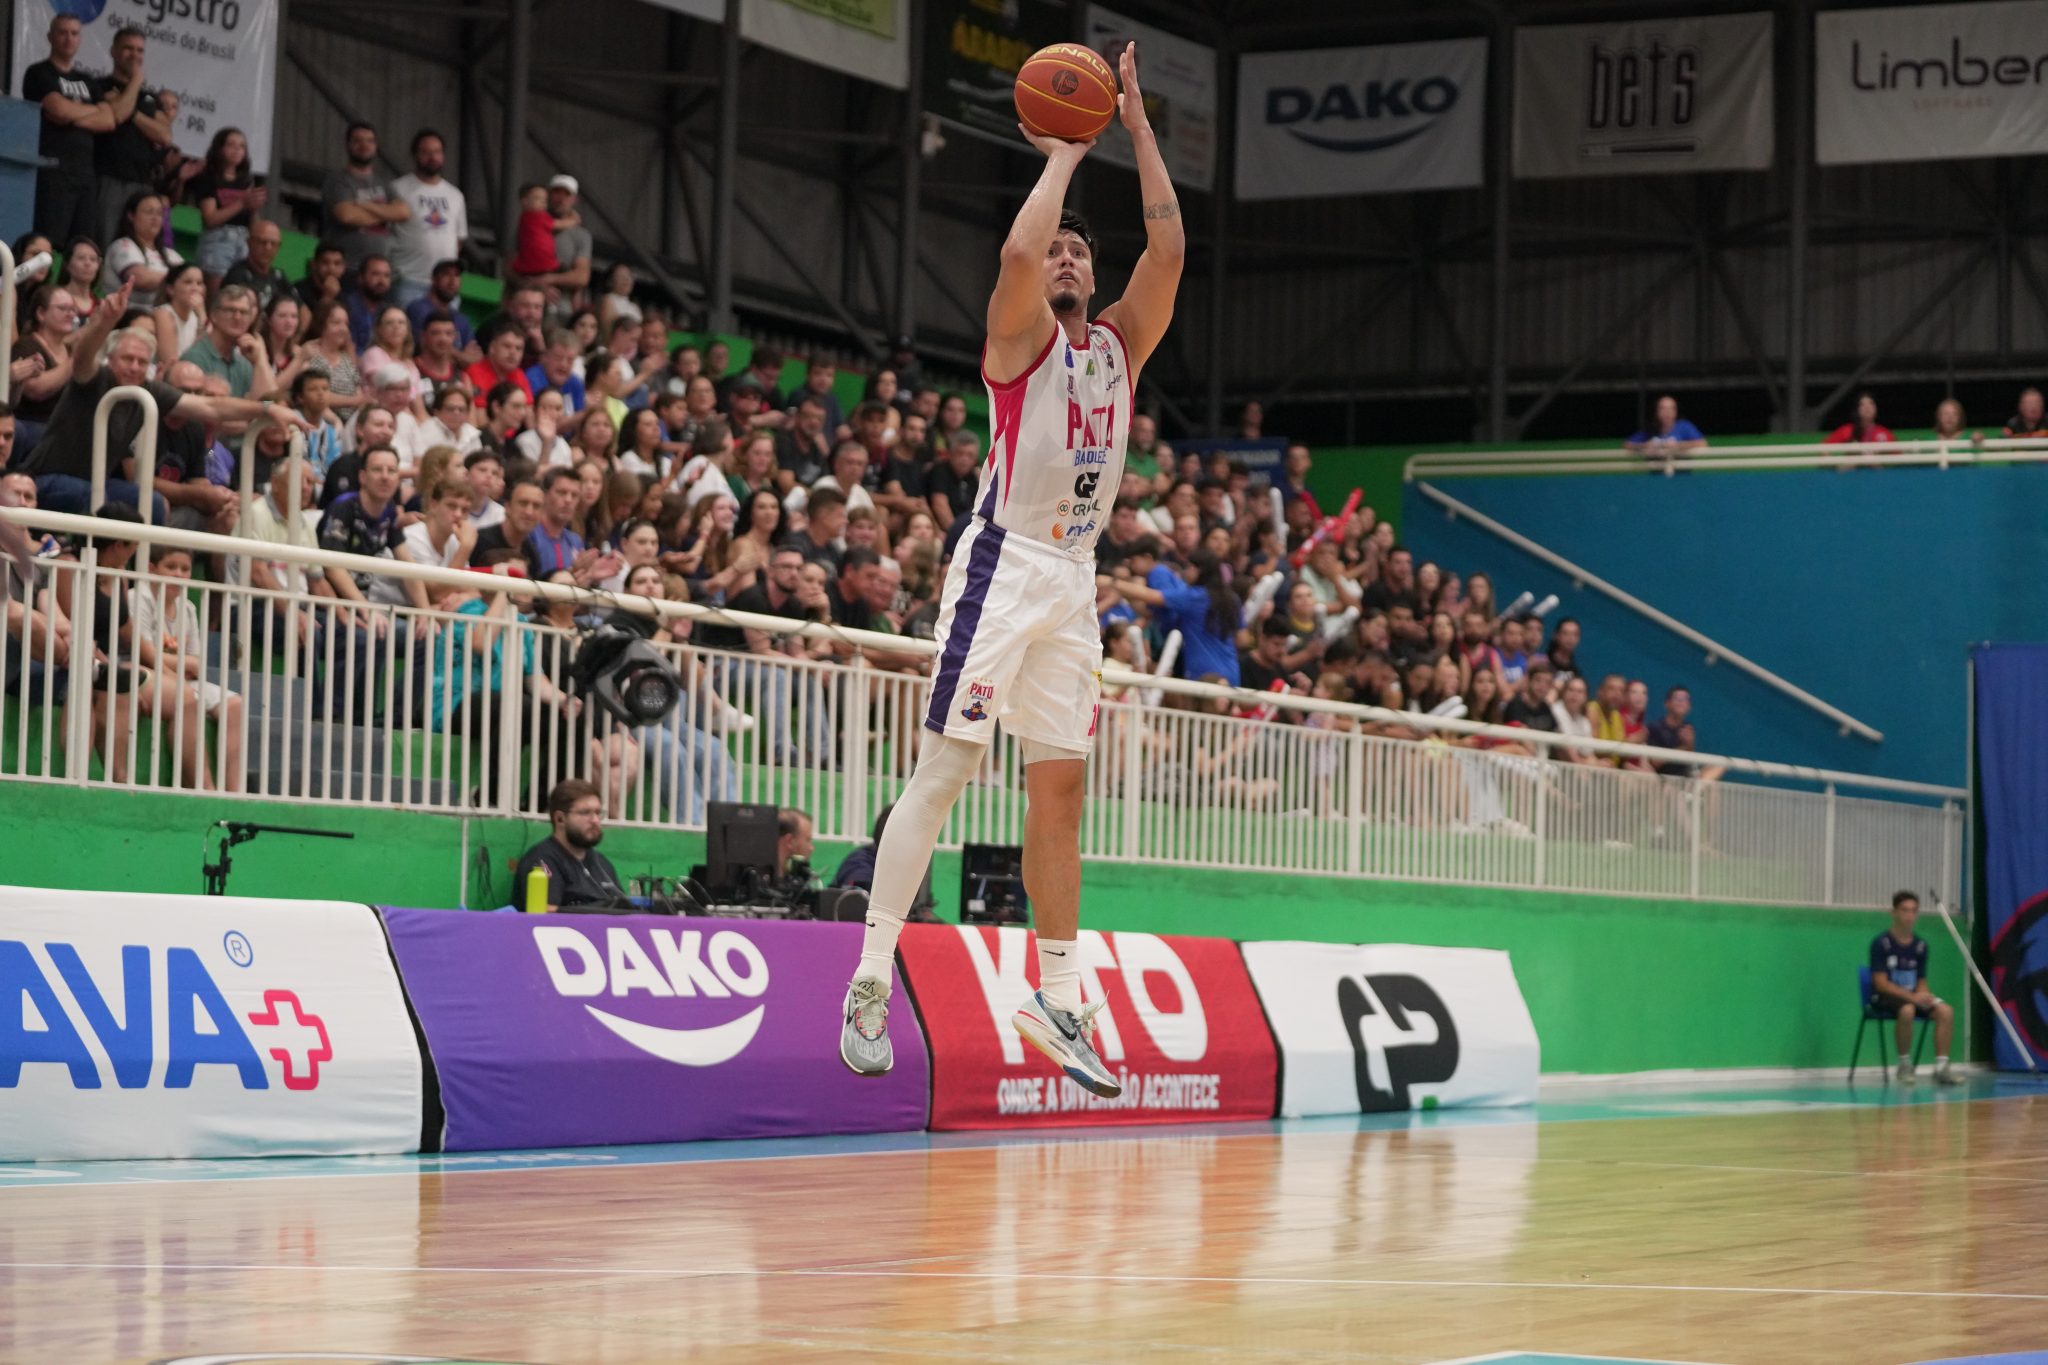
[1116,42,1152,135]
[1017,124,1095,162]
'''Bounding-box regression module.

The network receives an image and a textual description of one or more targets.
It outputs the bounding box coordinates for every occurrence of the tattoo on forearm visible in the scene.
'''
[1143,201,1180,221]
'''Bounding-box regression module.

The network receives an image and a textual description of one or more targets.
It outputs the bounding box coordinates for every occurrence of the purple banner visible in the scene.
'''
[378,908,929,1150]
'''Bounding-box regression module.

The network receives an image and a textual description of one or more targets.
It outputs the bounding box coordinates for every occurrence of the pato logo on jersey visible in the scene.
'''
[961,677,996,723]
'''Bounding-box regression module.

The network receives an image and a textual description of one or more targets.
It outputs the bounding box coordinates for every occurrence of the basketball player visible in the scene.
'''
[840,43,1183,1097]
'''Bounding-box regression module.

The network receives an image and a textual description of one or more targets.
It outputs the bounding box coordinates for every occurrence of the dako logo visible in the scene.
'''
[1265,75,1460,152]
[1337,973,1459,1112]
[533,925,768,1067]
[1584,37,1699,129]
[1,938,331,1091]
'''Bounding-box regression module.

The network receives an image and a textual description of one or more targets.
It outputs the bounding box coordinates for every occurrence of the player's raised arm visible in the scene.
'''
[1097,42,1184,378]
[986,129,1093,381]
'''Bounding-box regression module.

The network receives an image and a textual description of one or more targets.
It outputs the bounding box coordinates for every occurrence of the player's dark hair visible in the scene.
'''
[1058,210,1096,258]
[841,547,882,575]
[1892,891,1920,909]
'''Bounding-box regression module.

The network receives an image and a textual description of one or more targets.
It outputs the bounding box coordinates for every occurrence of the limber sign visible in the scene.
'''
[898,923,1277,1129]
[379,908,929,1150]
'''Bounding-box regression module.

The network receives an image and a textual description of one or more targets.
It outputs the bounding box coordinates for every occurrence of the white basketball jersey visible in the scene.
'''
[979,320,1131,560]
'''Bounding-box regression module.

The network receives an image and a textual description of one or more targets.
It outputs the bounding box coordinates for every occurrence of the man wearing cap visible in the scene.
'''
[405,260,477,353]
[538,175,593,311]
[387,129,468,308]
[181,285,275,400]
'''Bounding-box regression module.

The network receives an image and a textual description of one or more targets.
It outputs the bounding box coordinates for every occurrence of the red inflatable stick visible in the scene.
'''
[1289,488,1363,569]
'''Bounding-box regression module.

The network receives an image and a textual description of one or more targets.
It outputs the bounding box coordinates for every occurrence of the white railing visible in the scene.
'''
[0,505,1965,909]
[1405,435,2048,481]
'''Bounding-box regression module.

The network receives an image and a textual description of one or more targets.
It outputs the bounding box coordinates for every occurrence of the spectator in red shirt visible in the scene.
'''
[1823,392,1893,447]
[465,321,532,402]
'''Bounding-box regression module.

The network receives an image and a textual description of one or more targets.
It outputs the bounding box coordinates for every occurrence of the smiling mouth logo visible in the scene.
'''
[583,1004,766,1066]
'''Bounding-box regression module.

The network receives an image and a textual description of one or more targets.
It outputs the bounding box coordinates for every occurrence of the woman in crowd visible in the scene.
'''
[599,516,662,592]
[1415,561,1445,616]
[1465,570,1498,628]
[302,299,362,414]
[409,385,481,465]
[571,459,609,543]
[567,308,600,366]
[571,406,618,472]
[189,127,265,287]
[102,192,179,305]
[1551,673,1597,763]
[9,285,79,453]
[150,263,207,367]
[727,431,779,502]
[514,387,572,468]
[734,487,785,568]
[618,408,667,481]
[61,238,102,321]
[360,306,426,408]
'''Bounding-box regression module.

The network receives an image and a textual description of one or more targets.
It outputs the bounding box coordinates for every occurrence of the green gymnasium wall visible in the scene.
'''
[0,784,1953,1076]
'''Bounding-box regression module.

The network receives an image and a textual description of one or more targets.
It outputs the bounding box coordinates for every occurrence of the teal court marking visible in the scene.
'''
[0,1073,2020,1189]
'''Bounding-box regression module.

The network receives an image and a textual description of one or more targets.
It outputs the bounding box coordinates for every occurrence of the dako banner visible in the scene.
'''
[1514,12,1774,178]
[0,888,422,1161]
[1235,38,1488,200]
[378,908,929,1150]
[923,0,1070,141]
[1085,5,1216,191]
[9,0,281,169]
[1239,941,1538,1116]
[1817,1,2048,166]
[899,924,1277,1130]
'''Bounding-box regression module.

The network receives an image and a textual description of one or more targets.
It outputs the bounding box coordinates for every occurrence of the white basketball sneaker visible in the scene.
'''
[1014,990,1122,1099]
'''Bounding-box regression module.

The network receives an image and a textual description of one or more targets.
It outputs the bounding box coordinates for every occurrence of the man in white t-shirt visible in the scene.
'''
[786,439,875,518]
[400,475,477,582]
[387,130,468,308]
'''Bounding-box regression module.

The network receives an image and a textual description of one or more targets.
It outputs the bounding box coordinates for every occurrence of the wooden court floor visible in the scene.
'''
[1,1084,2044,1365]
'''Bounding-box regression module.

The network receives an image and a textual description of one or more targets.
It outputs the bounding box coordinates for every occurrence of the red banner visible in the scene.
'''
[898,924,1278,1130]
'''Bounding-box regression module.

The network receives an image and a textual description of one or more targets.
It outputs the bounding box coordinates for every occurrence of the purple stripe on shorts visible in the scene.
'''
[925,519,1006,733]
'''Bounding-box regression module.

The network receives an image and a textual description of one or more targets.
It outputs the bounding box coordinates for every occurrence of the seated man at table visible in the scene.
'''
[513,778,626,912]
[1870,891,1959,1086]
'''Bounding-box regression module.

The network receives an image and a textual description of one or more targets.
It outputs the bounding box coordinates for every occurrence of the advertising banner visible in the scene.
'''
[639,0,908,89]
[0,888,422,1160]
[1239,941,1538,1116]
[1817,1,2048,166]
[1970,643,2048,1070]
[923,0,1071,141]
[379,908,929,1149]
[1514,12,1775,178]
[1235,38,1488,200]
[899,923,1277,1130]
[9,0,281,168]
[1083,5,1215,191]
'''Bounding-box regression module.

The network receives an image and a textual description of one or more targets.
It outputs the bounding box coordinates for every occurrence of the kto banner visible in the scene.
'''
[0,888,422,1160]
[9,0,281,168]
[1514,12,1774,178]
[899,924,1277,1129]
[1234,38,1488,200]
[1239,941,1538,1116]
[1084,5,1216,191]
[378,908,929,1149]
[1817,1,2048,166]
[922,0,1070,141]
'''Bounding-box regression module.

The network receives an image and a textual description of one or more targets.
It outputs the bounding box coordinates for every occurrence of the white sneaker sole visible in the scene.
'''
[1014,1008,1122,1099]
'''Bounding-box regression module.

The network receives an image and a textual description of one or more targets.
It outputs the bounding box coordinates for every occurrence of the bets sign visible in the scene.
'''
[898,924,1278,1129]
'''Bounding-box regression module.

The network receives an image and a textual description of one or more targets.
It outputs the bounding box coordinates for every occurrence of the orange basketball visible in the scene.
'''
[1014,43,1117,142]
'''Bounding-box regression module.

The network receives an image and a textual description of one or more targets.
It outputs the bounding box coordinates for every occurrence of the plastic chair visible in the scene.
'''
[1850,966,1932,1082]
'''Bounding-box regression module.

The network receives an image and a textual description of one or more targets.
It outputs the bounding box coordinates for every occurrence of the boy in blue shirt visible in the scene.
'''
[1870,891,1959,1084]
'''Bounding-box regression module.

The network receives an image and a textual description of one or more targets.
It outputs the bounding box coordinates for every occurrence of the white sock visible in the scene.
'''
[1936,1055,1950,1068]
[1038,937,1081,1014]
[1898,1053,1911,1067]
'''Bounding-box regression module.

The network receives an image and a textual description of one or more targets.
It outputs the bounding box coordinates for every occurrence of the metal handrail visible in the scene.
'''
[1413,480,1885,745]
[88,385,162,531]
[0,503,1965,799]
[1404,436,2048,482]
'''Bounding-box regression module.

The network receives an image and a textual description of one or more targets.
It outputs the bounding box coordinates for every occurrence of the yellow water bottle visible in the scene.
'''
[525,864,552,914]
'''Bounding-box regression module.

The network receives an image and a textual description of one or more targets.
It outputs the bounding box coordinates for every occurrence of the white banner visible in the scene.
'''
[1235,38,1488,200]
[1817,1,2048,166]
[0,888,422,1160]
[1240,941,1539,1117]
[1084,5,1216,192]
[639,0,908,90]
[9,0,280,168]
[1514,12,1774,178]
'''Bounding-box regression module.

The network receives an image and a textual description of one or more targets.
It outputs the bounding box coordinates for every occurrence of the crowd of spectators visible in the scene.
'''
[1624,387,2048,458]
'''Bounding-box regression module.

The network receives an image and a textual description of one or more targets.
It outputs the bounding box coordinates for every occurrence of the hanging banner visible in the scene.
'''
[898,924,1278,1130]
[775,0,894,40]
[1816,1,2048,166]
[1083,5,1215,192]
[637,0,908,89]
[1970,644,2048,1071]
[0,888,423,1161]
[9,0,281,168]
[379,908,929,1150]
[1235,38,1488,200]
[1513,12,1775,178]
[923,0,1071,142]
[1239,941,1539,1116]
